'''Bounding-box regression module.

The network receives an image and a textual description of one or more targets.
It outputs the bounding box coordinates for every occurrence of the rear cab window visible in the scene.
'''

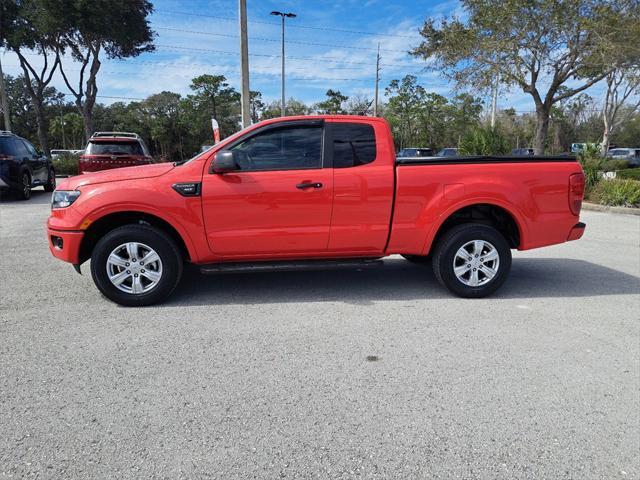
[87,141,144,155]
[330,123,376,168]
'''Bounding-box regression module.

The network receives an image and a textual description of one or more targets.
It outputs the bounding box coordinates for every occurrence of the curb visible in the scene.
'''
[582,202,640,216]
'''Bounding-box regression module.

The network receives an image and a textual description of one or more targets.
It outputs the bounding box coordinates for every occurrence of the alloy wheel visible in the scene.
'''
[106,242,163,294]
[452,240,500,287]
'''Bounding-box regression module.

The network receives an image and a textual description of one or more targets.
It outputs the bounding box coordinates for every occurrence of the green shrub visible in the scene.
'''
[589,179,640,208]
[579,156,605,190]
[602,159,630,171]
[52,153,79,176]
[458,126,508,155]
[616,168,640,180]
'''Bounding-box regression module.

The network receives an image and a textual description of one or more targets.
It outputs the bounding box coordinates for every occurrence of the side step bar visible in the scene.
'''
[200,258,384,275]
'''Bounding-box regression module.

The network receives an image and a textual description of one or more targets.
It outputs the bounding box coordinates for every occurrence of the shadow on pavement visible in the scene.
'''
[0,189,52,205]
[167,257,640,306]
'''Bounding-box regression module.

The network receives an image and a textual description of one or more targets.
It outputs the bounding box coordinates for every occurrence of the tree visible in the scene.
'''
[459,126,508,155]
[345,94,373,115]
[1,72,66,149]
[261,98,309,119]
[139,92,184,160]
[56,0,155,141]
[189,74,240,138]
[249,90,264,124]
[412,0,640,154]
[601,69,640,153]
[314,89,348,114]
[384,76,425,149]
[49,111,84,149]
[1,0,64,155]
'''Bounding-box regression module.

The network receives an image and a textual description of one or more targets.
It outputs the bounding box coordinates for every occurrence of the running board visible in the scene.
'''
[200,258,384,275]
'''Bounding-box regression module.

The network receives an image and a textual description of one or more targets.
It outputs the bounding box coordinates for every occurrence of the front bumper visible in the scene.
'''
[567,222,586,241]
[47,228,84,264]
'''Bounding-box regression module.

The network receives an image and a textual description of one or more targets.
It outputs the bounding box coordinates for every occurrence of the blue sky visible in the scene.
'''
[2,0,606,113]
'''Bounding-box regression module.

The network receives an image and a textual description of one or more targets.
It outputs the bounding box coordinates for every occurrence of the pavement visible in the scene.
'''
[1,190,639,479]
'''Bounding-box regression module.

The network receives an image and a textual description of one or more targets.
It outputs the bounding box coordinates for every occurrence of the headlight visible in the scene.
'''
[51,190,81,209]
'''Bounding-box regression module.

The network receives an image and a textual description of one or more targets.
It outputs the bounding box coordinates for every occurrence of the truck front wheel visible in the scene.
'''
[90,224,183,306]
[432,223,511,298]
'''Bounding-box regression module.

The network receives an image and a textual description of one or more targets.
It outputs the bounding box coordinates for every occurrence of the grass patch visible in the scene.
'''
[588,179,640,208]
[616,168,640,181]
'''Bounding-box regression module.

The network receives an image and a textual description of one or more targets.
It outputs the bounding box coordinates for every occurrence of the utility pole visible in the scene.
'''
[0,56,11,132]
[373,43,380,117]
[490,74,499,128]
[239,0,250,128]
[271,10,296,117]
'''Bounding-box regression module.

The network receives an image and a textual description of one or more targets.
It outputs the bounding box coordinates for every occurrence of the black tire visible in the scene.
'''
[90,224,183,306]
[44,168,56,192]
[432,223,511,298]
[15,171,31,200]
[402,254,431,264]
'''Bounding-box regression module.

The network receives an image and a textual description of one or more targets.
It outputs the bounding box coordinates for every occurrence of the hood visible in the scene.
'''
[58,163,175,190]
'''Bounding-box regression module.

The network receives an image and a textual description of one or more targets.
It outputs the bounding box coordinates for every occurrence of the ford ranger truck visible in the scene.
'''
[47,115,586,306]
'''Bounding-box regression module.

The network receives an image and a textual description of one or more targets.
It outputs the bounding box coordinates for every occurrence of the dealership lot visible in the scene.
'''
[1,191,639,479]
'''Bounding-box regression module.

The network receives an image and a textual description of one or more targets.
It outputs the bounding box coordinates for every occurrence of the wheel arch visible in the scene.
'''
[78,210,194,264]
[424,201,525,254]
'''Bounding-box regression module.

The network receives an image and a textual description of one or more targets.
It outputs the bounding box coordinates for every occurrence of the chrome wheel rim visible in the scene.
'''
[106,242,163,294]
[453,240,500,287]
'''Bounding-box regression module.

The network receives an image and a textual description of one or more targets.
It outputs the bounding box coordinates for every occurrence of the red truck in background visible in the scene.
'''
[47,115,585,306]
[78,132,153,174]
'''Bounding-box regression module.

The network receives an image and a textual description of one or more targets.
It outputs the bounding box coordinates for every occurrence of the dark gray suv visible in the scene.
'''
[0,131,55,200]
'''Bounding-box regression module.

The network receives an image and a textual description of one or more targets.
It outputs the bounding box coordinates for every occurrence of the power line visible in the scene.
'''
[154,10,421,39]
[156,26,411,53]
[155,44,424,70]
[1,62,382,84]
[7,45,425,71]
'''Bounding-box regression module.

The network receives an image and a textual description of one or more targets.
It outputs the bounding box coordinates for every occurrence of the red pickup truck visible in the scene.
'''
[47,115,585,306]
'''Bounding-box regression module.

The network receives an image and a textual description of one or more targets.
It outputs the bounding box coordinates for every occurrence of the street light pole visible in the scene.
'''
[239,0,250,128]
[270,11,296,117]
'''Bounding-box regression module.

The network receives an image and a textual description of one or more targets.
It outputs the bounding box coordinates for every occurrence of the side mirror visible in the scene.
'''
[211,150,237,173]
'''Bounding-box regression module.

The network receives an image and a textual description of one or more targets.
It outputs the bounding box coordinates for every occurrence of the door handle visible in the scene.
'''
[296,182,323,189]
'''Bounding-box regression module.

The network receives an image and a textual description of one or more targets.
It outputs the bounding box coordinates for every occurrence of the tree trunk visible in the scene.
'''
[601,127,611,155]
[81,104,94,143]
[33,98,50,157]
[533,106,551,155]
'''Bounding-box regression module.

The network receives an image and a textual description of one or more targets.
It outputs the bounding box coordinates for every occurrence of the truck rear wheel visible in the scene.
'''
[432,223,511,298]
[90,224,183,306]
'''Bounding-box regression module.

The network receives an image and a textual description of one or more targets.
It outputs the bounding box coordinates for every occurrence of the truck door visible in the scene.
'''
[201,120,334,257]
[326,120,395,254]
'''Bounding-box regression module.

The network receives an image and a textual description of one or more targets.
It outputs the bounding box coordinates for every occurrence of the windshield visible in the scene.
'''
[609,149,628,156]
[87,141,143,155]
[397,149,416,157]
[438,148,457,157]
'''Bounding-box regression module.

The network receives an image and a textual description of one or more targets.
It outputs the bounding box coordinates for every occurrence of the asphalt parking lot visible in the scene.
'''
[1,189,639,479]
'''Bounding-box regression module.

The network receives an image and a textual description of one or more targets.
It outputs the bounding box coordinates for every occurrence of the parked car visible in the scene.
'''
[0,131,56,200]
[397,147,435,158]
[607,147,640,167]
[47,115,586,306]
[511,148,535,156]
[79,132,152,174]
[51,149,80,159]
[436,147,459,157]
